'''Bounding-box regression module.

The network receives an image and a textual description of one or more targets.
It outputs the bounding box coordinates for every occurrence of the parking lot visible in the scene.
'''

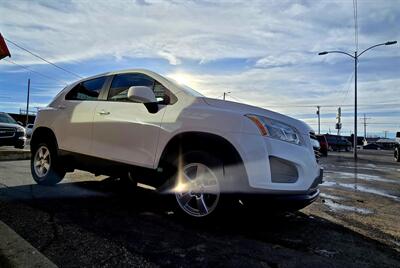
[0,150,399,267]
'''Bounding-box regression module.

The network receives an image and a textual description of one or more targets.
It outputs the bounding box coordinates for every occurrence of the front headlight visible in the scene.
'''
[16,127,25,134]
[245,114,301,145]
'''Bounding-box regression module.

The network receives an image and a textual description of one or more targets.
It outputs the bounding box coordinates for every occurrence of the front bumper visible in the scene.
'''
[229,132,322,193]
[239,168,323,210]
[0,132,26,147]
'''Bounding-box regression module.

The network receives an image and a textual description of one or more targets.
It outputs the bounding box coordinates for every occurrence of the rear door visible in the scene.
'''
[91,73,171,168]
[52,76,108,155]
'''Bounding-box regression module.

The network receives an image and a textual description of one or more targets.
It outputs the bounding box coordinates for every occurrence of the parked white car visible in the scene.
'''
[25,124,34,138]
[30,69,322,218]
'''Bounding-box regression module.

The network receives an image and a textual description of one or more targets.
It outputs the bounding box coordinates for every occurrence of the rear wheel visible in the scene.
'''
[31,142,65,185]
[170,151,224,218]
[395,147,400,162]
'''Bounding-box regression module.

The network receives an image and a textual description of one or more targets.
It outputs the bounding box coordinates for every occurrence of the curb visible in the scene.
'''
[0,220,57,268]
[0,150,30,161]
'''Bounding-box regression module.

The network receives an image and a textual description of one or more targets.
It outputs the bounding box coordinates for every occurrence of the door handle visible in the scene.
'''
[57,105,66,110]
[98,110,110,115]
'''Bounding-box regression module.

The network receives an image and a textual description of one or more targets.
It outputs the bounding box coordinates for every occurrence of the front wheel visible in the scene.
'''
[31,143,65,185]
[395,147,400,162]
[170,151,224,218]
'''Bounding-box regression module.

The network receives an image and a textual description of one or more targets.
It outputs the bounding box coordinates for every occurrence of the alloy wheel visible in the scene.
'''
[175,163,220,217]
[34,146,51,178]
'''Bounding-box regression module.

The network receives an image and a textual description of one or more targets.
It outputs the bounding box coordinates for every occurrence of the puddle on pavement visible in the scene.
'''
[319,192,344,200]
[324,171,399,184]
[321,181,399,201]
[322,163,400,173]
[322,199,373,215]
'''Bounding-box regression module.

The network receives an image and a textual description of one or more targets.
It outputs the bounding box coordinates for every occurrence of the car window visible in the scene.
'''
[108,73,154,102]
[66,76,106,101]
[108,73,176,104]
[0,113,17,124]
[153,81,177,105]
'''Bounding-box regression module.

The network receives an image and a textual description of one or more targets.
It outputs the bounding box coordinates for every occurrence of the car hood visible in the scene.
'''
[201,97,313,135]
[0,122,20,128]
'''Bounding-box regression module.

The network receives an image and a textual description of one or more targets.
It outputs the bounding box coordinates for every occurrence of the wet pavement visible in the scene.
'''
[0,150,399,267]
[309,150,400,251]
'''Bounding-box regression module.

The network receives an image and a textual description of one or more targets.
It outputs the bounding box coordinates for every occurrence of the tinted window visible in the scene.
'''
[153,81,177,105]
[108,73,154,102]
[325,136,336,143]
[0,113,17,124]
[66,76,106,101]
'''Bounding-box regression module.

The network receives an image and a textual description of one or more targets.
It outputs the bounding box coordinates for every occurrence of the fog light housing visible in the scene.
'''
[269,156,298,183]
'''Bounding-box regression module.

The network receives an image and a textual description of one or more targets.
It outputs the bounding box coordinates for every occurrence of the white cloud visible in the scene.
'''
[157,50,181,65]
[0,1,377,63]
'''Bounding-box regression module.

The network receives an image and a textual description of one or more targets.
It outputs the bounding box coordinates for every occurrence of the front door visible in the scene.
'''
[91,73,168,168]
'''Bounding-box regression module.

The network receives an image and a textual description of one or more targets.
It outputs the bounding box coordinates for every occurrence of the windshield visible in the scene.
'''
[0,113,17,124]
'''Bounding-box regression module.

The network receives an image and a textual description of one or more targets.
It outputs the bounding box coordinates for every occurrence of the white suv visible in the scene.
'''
[30,69,322,218]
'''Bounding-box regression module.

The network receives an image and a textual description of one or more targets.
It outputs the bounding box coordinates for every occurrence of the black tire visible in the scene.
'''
[31,142,66,186]
[119,171,138,190]
[166,150,227,218]
[395,148,400,162]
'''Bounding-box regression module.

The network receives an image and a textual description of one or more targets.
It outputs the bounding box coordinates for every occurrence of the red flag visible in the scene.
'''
[0,34,11,60]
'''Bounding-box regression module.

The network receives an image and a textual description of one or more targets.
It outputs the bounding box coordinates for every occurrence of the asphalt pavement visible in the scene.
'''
[0,150,399,267]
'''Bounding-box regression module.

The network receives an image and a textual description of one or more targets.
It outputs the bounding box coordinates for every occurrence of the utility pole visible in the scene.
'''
[316,106,321,134]
[384,130,388,139]
[223,91,231,100]
[336,107,342,136]
[25,78,30,126]
[360,113,371,143]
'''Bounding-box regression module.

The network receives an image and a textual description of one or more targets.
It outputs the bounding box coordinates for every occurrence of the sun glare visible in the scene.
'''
[167,72,194,86]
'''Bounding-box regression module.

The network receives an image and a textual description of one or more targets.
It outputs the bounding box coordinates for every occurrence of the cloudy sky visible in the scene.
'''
[0,0,399,137]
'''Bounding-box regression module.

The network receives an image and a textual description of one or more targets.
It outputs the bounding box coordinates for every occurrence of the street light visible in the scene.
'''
[318,40,397,160]
[223,91,231,100]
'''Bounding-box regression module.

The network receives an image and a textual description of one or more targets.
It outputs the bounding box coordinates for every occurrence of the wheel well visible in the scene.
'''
[160,132,242,164]
[30,127,58,151]
[158,132,248,189]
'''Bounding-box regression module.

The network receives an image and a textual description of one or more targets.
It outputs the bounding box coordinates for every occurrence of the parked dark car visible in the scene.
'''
[316,134,328,156]
[363,143,382,150]
[0,112,26,149]
[325,134,352,152]
[395,132,400,162]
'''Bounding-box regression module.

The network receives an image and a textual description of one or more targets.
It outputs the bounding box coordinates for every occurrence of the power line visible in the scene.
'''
[4,37,83,79]
[4,58,68,85]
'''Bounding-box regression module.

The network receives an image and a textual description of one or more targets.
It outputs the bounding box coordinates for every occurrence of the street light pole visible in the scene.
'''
[223,91,231,100]
[316,106,320,134]
[318,40,397,160]
[354,51,357,159]
[25,78,30,126]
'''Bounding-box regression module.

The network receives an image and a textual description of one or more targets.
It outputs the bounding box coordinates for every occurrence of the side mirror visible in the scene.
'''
[127,86,156,103]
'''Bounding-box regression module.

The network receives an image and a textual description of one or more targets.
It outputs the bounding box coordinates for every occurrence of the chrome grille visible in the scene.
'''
[0,127,16,138]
